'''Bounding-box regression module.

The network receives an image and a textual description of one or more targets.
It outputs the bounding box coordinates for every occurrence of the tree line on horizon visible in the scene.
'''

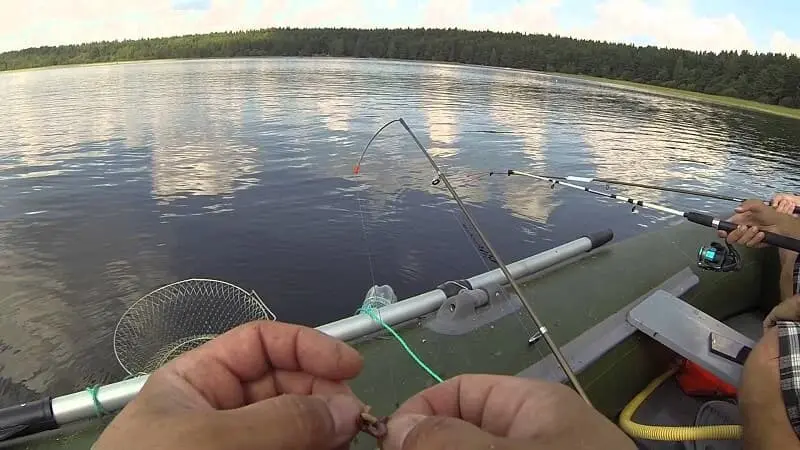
[2,28,799,109]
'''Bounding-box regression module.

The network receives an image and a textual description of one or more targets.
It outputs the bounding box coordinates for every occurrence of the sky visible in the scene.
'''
[1,0,799,55]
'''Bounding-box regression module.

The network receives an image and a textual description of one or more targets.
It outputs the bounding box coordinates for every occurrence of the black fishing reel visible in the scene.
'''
[697,241,742,272]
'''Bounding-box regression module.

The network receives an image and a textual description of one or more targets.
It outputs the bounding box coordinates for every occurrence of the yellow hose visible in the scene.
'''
[619,367,743,441]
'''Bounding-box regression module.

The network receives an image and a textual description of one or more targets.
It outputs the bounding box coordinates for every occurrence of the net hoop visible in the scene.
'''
[113,278,275,375]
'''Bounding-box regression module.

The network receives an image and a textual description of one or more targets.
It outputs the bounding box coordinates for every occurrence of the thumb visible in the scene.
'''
[225,394,363,450]
[382,414,506,450]
[737,199,773,214]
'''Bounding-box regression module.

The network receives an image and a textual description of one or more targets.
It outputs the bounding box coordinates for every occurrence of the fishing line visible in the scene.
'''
[501,169,800,253]
[450,209,498,266]
[448,208,549,362]
[355,119,590,403]
[354,188,377,287]
[357,304,444,383]
[354,137,444,385]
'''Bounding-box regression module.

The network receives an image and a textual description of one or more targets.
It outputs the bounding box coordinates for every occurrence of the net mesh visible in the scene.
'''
[113,278,274,375]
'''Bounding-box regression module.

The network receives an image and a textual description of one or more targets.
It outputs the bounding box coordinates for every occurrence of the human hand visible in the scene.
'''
[717,200,787,247]
[773,194,800,217]
[763,295,800,329]
[381,375,635,450]
[94,321,364,450]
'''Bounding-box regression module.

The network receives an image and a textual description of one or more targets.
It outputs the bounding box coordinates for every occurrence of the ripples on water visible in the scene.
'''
[0,58,799,400]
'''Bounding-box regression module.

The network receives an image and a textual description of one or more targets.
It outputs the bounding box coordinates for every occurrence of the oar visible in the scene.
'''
[502,169,800,253]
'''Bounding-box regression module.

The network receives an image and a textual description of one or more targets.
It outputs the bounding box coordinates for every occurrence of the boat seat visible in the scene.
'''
[627,290,755,387]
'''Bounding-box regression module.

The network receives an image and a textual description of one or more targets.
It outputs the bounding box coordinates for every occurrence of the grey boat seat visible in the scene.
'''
[627,290,755,387]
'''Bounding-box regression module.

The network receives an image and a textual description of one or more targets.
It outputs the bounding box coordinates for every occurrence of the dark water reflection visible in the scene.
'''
[0,58,799,401]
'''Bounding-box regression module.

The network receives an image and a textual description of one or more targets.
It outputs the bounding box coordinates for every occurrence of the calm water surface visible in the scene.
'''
[1,58,799,400]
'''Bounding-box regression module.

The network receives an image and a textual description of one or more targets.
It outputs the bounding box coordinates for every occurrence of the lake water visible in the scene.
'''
[1,58,799,400]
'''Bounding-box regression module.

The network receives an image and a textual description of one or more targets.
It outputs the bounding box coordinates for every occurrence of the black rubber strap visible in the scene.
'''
[437,280,472,298]
[0,398,57,442]
[583,229,614,249]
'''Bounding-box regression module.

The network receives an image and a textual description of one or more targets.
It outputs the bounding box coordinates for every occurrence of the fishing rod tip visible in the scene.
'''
[353,164,361,175]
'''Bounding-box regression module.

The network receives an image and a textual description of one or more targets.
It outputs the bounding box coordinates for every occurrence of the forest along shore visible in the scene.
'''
[2,28,799,120]
[565,74,800,120]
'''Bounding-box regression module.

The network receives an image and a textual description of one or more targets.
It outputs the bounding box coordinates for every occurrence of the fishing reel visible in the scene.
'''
[697,241,742,272]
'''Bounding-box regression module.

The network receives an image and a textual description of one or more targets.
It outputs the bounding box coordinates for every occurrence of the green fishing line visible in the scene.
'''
[358,305,443,383]
[86,385,106,417]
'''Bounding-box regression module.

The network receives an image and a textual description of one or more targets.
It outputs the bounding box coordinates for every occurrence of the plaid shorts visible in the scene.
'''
[794,257,800,295]
[779,321,800,437]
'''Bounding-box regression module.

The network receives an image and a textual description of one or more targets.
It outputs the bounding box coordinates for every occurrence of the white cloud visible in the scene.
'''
[0,0,287,52]
[280,0,372,28]
[419,0,560,34]
[770,31,800,56]
[421,0,472,28]
[575,0,755,53]
[481,0,562,35]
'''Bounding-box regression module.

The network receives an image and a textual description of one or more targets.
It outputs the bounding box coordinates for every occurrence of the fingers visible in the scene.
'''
[182,321,363,380]
[223,394,363,450]
[733,200,784,233]
[734,199,770,215]
[776,199,795,215]
[725,225,765,247]
[242,370,356,403]
[393,375,635,449]
[383,414,505,450]
[155,321,363,409]
[395,374,585,438]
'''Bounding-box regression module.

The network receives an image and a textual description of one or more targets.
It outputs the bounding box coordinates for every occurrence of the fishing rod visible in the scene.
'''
[355,119,591,403]
[541,173,800,215]
[501,169,800,253]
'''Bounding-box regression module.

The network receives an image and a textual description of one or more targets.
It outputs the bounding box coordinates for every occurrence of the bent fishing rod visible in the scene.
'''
[355,119,590,403]
[539,173,800,215]
[501,169,800,253]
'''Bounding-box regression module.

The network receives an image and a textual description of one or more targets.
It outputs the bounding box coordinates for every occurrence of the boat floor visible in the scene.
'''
[632,310,763,450]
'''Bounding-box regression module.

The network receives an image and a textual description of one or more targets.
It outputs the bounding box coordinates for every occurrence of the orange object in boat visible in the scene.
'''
[675,360,737,397]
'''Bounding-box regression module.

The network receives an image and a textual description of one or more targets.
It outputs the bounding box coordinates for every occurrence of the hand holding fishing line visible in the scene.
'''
[382,375,635,450]
[94,321,365,450]
[94,321,634,450]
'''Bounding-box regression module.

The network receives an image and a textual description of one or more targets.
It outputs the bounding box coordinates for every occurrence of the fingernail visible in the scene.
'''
[384,414,426,450]
[326,395,363,438]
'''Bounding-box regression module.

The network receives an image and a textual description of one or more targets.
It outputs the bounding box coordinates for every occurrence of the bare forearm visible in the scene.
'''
[780,266,795,301]
[780,251,798,301]
[778,215,800,239]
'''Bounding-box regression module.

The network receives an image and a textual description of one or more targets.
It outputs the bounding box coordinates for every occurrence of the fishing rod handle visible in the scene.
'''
[0,398,57,441]
[685,212,800,253]
[718,221,800,253]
